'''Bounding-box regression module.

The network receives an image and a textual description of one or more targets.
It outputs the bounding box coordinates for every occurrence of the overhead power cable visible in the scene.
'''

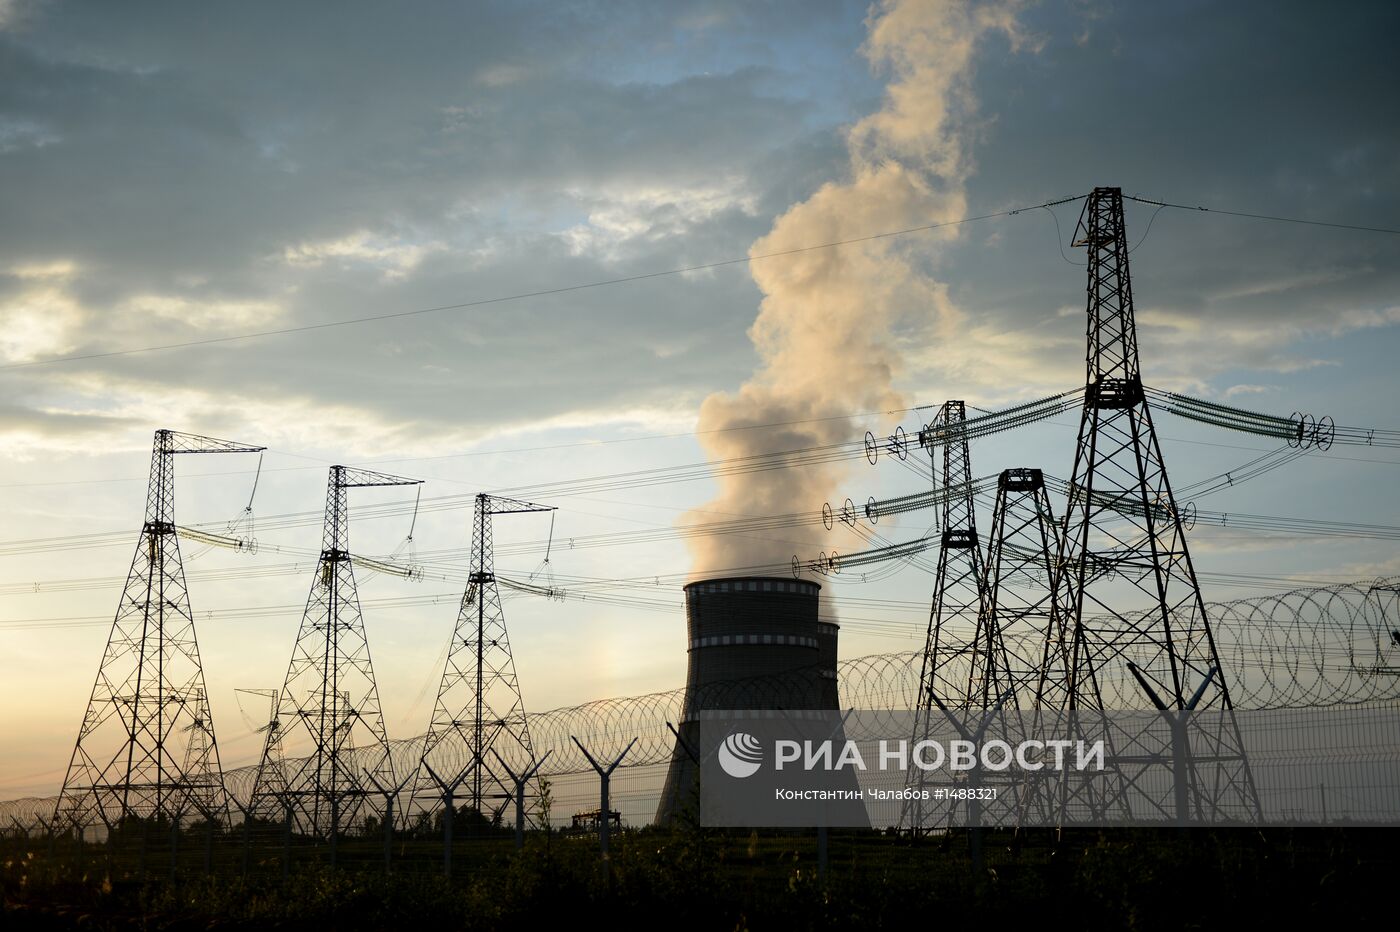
[1149,386,1400,449]
[2,384,1394,560]
[1124,194,1400,236]
[0,196,1087,372]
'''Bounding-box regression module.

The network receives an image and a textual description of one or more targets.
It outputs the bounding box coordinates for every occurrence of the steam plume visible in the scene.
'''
[685,0,1026,583]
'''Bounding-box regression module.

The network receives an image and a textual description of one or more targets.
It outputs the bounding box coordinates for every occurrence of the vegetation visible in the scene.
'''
[2,826,1396,929]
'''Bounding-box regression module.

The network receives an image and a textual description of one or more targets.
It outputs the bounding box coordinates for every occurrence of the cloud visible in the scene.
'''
[0,403,138,456]
[8,259,77,279]
[558,181,760,260]
[0,0,30,32]
[0,1,862,456]
[0,116,58,152]
[1222,384,1278,399]
[283,231,445,281]
[930,0,1400,400]
[0,283,84,363]
[0,0,1395,461]
[120,293,284,329]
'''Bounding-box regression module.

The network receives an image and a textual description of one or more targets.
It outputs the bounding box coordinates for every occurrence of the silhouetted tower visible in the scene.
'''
[1055,186,1258,818]
[915,401,988,708]
[979,468,1065,709]
[55,430,264,830]
[249,466,421,839]
[415,494,551,825]
[901,402,987,831]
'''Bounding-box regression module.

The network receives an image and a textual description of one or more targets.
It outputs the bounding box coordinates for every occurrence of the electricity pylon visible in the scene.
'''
[903,402,987,831]
[979,468,1066,709]
[414,494,552,826]
[976,467,1086,826]
[55,429,264,831]
[1054,186,1259,821]
[915,401,988,708]
[249,466,421,839]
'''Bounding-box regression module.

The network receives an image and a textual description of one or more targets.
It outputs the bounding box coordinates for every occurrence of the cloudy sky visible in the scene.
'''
[1,0,1398,797]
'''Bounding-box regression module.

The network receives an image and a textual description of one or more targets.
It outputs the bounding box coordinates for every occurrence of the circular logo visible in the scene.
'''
[717,732,763,778]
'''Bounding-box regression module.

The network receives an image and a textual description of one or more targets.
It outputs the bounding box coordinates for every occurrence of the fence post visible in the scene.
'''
[489,749,552,851]
[138,812,148,876]
[170,806,186,879]
[329,795,339,869]
[276,792,295,880]
[422,762,470,880]
[77,819,92,870]
[364,769,413,875]
[229,799,257,876]
[34,815,55,862]
[204,812,215,874]
[190,801,218,875]
[96,812,115,875]
[665,721,708,865]
[571,736,637,875]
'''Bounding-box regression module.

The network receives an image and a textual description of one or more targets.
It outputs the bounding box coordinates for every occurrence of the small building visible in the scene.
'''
[570,808,621,832]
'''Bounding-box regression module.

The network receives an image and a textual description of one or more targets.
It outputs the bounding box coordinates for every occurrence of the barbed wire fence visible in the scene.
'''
[3,577,1397,836]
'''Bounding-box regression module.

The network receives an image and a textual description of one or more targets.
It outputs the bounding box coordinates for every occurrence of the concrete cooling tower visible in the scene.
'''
[655,576,847,825]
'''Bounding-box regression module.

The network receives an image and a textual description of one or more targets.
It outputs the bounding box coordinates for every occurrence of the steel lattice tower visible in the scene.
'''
[977,467,1083,827]
[914,401,988,708]
[249,466,421,839]
[414,494,549,825]
[980,468,1066,709]
[55,429,265,831]
[902,403,987,831]
[1055,186,1258,819]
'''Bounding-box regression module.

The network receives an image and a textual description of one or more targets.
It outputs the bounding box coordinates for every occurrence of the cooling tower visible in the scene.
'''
[655,576,844,825]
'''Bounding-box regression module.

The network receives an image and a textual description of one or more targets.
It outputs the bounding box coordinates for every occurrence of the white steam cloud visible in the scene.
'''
[684,0,1027,583]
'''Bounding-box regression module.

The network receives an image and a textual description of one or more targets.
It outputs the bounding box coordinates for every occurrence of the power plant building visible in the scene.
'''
[655,576,844,824]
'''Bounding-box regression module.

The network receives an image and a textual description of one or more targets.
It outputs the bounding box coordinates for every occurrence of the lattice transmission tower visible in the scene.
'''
[1054,186,1259,819]
[914,401,988,709]
[981,468,1068,709]
[901,402,989,831]
[55,430,265,831]
[414,494,553,825]
[249,466,421,839]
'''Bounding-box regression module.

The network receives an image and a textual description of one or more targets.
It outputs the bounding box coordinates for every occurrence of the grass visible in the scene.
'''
[2,826,1396,929]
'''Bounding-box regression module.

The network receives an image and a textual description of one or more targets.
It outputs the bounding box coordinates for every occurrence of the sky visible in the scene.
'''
[1,0,1398,798]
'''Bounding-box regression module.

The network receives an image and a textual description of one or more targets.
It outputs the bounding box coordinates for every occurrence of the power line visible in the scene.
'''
[0,196,1087,372]
[2,385,1394,557]
[1124,194,1400,236]
[0,402,924,490]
